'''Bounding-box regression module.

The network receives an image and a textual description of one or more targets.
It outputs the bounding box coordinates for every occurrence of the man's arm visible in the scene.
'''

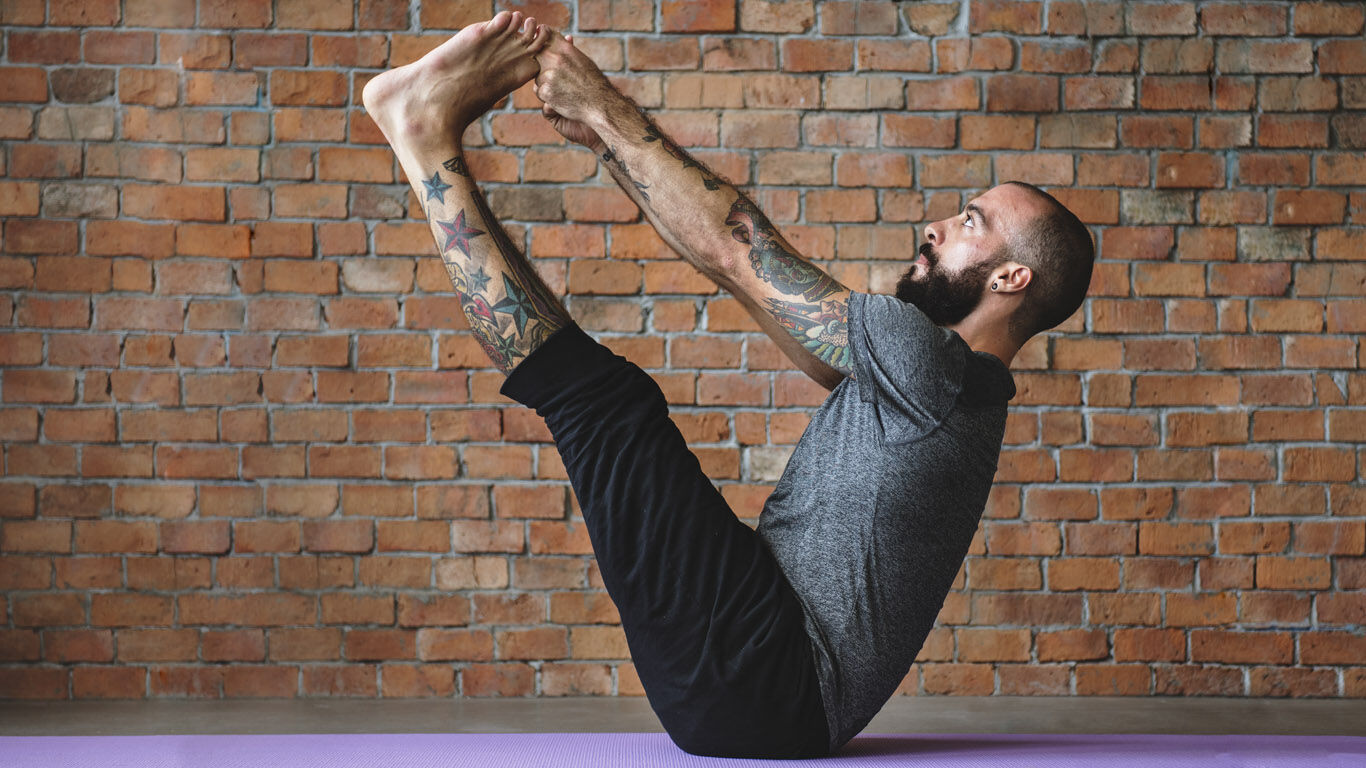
[536,34,852,390]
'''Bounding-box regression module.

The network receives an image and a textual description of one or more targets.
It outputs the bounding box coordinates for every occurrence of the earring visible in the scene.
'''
[991,282,998,291]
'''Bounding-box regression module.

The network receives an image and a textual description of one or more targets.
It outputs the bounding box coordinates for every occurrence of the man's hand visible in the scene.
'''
[542,103,603,152]
[534,33,611,151]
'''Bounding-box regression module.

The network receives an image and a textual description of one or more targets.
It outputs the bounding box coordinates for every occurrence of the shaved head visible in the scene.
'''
[998,182,1094,340]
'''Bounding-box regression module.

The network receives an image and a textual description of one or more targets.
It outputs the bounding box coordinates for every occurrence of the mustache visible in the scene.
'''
[918,242,936,267]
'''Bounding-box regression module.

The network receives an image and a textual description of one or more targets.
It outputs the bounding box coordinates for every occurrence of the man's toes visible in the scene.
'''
[528,23,552,52]
[486,10,513,33]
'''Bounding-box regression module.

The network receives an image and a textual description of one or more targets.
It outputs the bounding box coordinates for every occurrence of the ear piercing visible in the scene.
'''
[991,282,998,291]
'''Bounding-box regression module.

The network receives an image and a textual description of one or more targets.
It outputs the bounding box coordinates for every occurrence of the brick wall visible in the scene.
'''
[1,0,1364,701]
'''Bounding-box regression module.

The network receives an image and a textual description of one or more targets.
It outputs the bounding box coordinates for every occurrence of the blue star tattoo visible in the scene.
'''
[490,330,521,363]
[423,171,451,204]
[435,209,484,256]
[492,274,536,336]
[469,266,492,293]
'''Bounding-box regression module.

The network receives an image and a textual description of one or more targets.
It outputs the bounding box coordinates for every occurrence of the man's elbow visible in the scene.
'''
[694,244,744,285]
[708,249,737,279]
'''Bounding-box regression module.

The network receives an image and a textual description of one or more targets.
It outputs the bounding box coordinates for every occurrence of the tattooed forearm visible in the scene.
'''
[723,193,852,374]
[725,196,843,302]
[764,296,851,371]
[586,101,852,383]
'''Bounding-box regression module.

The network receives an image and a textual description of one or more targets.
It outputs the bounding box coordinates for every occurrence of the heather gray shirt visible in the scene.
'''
[756,291,1016,751]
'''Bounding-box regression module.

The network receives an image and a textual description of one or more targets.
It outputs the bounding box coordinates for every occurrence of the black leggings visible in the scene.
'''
[500,324,830,759]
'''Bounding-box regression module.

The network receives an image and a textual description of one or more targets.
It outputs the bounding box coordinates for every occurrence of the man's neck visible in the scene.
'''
[948,317,1019,369]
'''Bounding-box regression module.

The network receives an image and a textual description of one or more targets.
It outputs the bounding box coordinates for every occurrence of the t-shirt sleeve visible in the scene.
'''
[848,291,965,444]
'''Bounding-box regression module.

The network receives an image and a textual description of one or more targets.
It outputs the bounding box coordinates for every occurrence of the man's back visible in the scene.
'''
[759,291,1017,750]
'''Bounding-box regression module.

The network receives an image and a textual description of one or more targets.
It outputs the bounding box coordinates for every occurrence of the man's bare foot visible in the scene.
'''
[363,11,550,154]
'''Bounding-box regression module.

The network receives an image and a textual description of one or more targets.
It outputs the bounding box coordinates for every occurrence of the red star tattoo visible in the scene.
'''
[435,209,485,256]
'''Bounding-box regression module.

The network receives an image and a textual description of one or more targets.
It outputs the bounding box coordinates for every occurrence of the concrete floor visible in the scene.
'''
[3,697,1366,737]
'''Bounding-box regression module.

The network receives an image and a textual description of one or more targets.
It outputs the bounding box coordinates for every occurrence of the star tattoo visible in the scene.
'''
[468,266,492,293]
[435,209,485,256]
[492,274,537,336]
[422,171,451,204]
[489,330,521,363]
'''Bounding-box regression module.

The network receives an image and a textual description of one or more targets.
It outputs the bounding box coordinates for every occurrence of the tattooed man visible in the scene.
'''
[365,12,1093,760]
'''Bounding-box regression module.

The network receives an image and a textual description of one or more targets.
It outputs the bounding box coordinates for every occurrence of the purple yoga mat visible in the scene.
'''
[3,732,1364,767]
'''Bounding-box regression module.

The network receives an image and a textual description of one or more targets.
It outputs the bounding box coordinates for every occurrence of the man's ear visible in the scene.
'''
[993,262,1031,294]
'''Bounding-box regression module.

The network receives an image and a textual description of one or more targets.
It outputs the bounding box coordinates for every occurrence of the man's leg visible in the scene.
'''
[364,16,829,758]
[363,11,570,372]
[498,330,830,758]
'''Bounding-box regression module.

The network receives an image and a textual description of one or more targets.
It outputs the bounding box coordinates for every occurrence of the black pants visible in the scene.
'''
[501,324,830,759]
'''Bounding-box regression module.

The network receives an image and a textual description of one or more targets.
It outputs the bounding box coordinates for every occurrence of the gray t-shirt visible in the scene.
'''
[756,291,1016,751]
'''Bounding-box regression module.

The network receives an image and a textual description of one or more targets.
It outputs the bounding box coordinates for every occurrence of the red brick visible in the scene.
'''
[1156,152,1224,188]
[874,117,953,152]
[1257,556,1332,590]
[1258,114,1330,148]
[269,70,349,107]
[123,184,225,222]
[271,0,353,30]
[970,1,1043,33]
[781,39,853,72]
[1141,76,1213,111]
[2,368,76,404]
[1075,664,1149,695]
[1201,3,1285,35]
[1274,190,1346,226]
[1064,76,1134,110]
[1127,2,1196,34]
[1020,40,1090,73]
[1114,628,1184,662]
[1120,115,1193,148]
[1192,630,1292,664]
[4,218,78,254]
[627,37,700,70]
[8,32,81,64]
[857,39,931,72]
[662,0,736,31]
[905,75,979,111]
[985,74,1058,112]
[71,667,147,698]
[1295,1,1364,33]
[960,115,1035,150]
[1139,38,1212,75]
[1208,264,1291,297]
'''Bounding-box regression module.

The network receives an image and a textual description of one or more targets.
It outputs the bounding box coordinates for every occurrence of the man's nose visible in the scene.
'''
[923,220,942,244]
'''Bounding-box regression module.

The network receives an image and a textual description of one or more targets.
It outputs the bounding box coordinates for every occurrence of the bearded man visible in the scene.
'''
[363,12,1094,758]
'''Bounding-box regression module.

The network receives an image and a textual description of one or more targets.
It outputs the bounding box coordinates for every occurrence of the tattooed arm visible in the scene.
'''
[536,36,852,389]
[594,104,853,388]
[720,197,853,386]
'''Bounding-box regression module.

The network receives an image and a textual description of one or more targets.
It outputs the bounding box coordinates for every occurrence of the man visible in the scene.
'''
[363,12,1094,759]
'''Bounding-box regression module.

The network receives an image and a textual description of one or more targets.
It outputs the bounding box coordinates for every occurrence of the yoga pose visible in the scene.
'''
[363,12,1094,758]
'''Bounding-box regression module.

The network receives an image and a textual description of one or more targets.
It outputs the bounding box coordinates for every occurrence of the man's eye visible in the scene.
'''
[963,213,974,228]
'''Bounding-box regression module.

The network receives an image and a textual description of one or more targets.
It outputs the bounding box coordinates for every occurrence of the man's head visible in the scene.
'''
[896,181,1094,343]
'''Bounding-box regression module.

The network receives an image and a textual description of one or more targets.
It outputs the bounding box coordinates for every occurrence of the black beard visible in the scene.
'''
[895,242,998,326]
